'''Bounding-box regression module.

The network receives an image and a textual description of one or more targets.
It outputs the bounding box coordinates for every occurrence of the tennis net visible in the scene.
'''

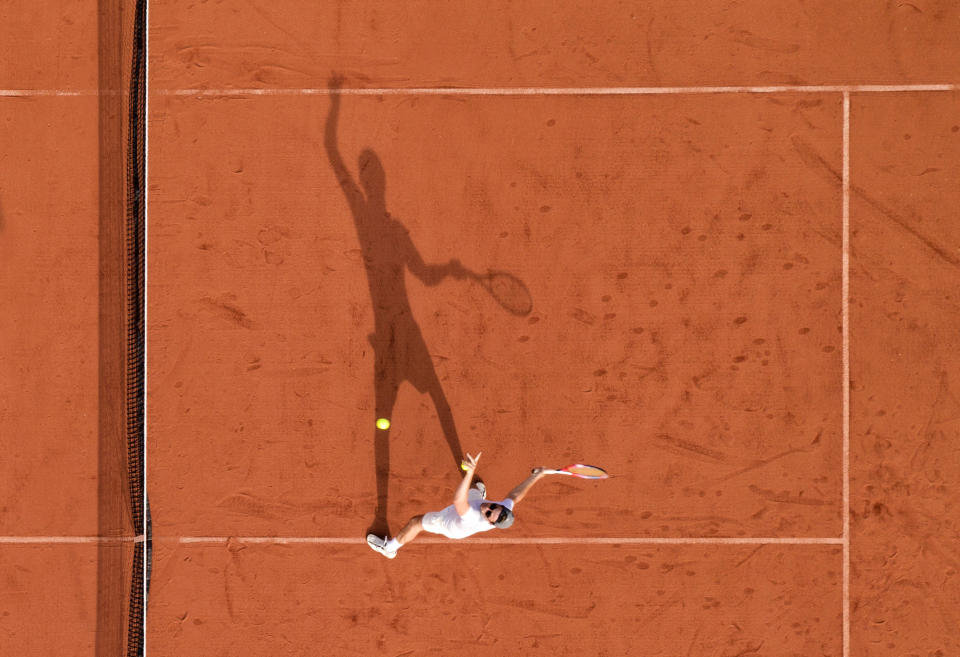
[124,1,148,655]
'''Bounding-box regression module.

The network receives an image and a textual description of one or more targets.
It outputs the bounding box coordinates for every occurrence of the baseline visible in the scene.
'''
[164,84,956,96]
[175,536,844,546]
[2,84,957,98]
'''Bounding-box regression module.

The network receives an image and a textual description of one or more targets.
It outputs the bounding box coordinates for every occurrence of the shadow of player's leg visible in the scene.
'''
[368,343,400,537]
[425,366,464,471]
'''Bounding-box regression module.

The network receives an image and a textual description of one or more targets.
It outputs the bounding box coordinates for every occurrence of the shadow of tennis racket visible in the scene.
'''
[452,263,533,316]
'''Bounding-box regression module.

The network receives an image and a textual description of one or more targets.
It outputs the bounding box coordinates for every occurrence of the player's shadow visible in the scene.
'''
[325,86,468,537]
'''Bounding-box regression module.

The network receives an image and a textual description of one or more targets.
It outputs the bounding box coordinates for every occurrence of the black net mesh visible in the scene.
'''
[124,1,148,655]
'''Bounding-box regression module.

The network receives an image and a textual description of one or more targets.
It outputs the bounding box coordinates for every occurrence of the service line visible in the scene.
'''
[0,536,146,544]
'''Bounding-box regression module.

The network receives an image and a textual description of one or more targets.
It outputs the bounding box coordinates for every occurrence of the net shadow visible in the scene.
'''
[97,0,147,655]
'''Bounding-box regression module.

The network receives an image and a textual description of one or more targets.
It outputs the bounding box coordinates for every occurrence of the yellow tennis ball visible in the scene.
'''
[376,418,390,430]
[460,460,468,471]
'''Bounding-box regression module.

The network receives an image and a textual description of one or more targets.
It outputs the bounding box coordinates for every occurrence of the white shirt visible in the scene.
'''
[424,488,515,539]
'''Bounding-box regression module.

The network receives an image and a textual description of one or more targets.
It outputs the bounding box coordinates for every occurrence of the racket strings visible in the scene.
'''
[566,465,609,478]
[479,271,533,316]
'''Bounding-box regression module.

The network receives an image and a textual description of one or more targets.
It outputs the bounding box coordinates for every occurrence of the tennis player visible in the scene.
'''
[367,452,547,559]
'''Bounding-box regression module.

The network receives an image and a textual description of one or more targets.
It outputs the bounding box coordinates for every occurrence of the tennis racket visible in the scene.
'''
[470,270,533,316]
[460,461,608,479]
[451,262,533,317]
[539,464,609,479]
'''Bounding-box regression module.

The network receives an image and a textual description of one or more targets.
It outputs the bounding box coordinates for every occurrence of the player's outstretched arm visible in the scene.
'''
[507,467,546,505]
[453,452,481,516]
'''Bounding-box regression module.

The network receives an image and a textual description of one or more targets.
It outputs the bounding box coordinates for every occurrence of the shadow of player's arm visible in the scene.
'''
[400,228,469,287]
[324,76,365,214]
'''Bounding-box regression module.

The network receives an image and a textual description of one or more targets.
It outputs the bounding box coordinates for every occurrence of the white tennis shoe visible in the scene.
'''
[366,534,397,559]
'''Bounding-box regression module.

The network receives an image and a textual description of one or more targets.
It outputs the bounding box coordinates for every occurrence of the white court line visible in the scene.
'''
[1,84,956,98]
[0,535,146,544]
[841,91,852,657]
[0,90,93,96]
[143,6,152,655]
[0,89,125,97]
[175,536,844,546]
[164,84,956,97]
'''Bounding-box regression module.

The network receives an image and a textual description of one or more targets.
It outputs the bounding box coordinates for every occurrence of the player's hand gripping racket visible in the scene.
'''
[536,464,609,479]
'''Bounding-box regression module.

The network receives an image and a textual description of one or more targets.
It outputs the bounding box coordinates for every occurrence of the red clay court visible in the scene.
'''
[1,2,959,656]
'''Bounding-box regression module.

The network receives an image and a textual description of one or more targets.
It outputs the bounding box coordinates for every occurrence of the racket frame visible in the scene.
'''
[541,464,609,479]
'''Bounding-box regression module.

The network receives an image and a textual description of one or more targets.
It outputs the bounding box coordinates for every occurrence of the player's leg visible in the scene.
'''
[395,514,425,546]
[369,512,442,558]
[376,514,423,556]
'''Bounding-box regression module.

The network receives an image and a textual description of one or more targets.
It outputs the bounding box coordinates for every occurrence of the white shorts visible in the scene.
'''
[420,509,451,535]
